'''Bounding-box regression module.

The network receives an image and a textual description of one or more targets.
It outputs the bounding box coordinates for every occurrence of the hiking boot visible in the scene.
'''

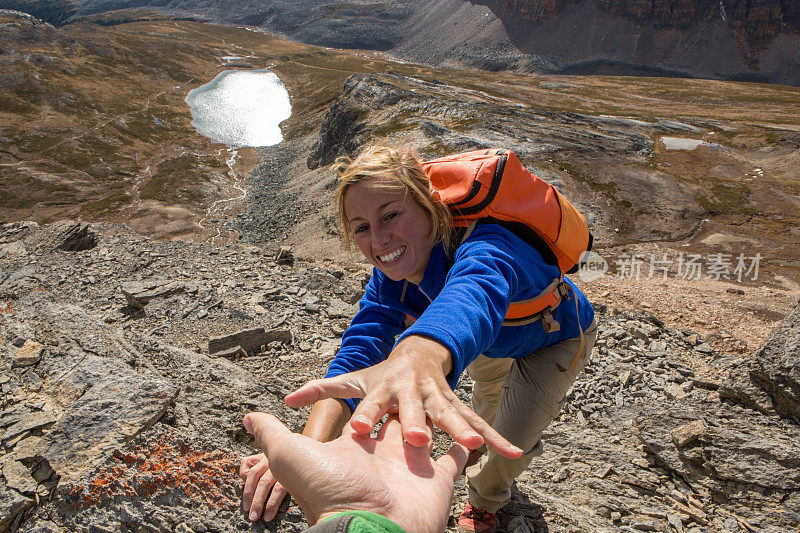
[458,502,498,533]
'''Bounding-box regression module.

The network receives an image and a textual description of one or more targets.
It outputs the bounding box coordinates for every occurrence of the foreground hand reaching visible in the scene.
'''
[238,453,288,522]
[284,335,523,460]
[243,412,468,532]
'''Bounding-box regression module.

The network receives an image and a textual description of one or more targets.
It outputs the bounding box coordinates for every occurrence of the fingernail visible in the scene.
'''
[355,415,370,426]
[243,414,253,432]
[511,445,523,454]
[249,511,258,521]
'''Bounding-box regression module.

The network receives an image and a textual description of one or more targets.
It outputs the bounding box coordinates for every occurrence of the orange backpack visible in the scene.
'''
[422,149,593,330]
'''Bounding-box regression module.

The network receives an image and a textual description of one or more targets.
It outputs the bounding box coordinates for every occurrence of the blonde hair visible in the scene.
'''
[335,145,453,253]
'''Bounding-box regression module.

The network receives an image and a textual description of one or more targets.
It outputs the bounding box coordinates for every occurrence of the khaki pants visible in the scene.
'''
[464,320,598,513]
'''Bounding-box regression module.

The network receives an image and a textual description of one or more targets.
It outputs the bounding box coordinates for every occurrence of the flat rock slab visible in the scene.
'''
[2,458,37,494]
[36,376,179,485]
[120,280,186,309]
[208,327,291,355]
[2,410,57,444]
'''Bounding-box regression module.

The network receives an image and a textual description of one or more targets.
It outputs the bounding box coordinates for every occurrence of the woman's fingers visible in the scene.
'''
[425,393,485,450]
[397,393,430,447]
[452,400,523,459]
[284,375,365,408]
[350,389,395,434]
[262,481,288,522]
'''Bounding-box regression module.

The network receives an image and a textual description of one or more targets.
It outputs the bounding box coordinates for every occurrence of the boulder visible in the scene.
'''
[635,398,800,492]
[36,374,179,485]
[749,303,800,423]
[720,303,800,423]
[27,220,98,252]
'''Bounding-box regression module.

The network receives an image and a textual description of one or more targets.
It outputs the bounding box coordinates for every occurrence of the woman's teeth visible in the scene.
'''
[379,246,406,263]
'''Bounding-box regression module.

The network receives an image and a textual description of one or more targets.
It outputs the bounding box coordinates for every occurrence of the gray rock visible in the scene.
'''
[36,376,178,484]
[49,221,98,251]
[325,298,357,319]
[718,304,800,423]
[636,398,800,491]
[749,303,800,424]
[0,478,34,532]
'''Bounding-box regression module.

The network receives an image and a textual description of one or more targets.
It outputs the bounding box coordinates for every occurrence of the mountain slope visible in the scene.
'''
[62,0,800,85]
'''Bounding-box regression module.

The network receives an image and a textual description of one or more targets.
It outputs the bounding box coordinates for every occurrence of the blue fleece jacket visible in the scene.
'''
[325,224,595,412]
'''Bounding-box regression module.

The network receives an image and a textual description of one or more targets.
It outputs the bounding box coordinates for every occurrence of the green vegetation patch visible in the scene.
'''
[557,161,630,207]
[81,189,132,217]
[139,154,209,205]
[697,182,753,216]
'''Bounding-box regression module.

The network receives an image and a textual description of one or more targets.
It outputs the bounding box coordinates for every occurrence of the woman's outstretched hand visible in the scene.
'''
[243,412,468,531]
[284,335,523,459]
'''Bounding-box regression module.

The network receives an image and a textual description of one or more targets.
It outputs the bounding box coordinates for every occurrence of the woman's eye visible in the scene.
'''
[354,224,369,234]
[384,211,399,222]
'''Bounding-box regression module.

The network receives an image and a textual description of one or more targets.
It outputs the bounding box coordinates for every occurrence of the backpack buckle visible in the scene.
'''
[541,309,561,333]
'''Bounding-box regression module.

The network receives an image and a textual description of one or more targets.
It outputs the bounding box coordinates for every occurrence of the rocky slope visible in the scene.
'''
[1,218,799,533]
[62,0,800,85]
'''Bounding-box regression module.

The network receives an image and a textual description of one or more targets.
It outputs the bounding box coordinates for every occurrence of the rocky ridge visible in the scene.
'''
[1,219,798,532]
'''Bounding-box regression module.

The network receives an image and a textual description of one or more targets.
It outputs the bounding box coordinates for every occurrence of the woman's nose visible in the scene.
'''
[372,226,390,248]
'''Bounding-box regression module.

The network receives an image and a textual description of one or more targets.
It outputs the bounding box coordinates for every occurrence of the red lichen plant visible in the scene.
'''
[70,429,240,511]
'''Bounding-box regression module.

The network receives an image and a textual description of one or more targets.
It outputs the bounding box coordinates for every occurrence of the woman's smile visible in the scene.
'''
[378,245,406,264]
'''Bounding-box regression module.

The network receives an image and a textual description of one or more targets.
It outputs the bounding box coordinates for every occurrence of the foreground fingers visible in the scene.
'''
[262,480,288,522]
[397,392,430,447]
[242,455,270,516]
[425,393,485,450]
[436,442,470,481]
[350,390,396,435]
[239,453,264,481]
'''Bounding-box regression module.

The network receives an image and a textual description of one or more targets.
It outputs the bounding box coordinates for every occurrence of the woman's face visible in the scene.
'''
[344,179,434,284]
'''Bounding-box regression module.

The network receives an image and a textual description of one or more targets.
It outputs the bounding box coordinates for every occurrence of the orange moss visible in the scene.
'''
[70,430,240,511]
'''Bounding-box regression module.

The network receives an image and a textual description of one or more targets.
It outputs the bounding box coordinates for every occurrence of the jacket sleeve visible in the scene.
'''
[305,511,406,532]
[324,269,406,412]
[396,226,561,387]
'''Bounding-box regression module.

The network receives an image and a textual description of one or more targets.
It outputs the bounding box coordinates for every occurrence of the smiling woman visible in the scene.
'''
[240,144,597,532]
[185,69,291,148]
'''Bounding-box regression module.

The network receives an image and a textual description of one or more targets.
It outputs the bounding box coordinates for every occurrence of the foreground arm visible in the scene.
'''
[243,412,468,532]
[239,398,350,521]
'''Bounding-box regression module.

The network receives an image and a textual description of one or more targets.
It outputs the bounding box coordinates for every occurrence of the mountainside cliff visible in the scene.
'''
[478,0,800,84]
[495,0,799,46]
